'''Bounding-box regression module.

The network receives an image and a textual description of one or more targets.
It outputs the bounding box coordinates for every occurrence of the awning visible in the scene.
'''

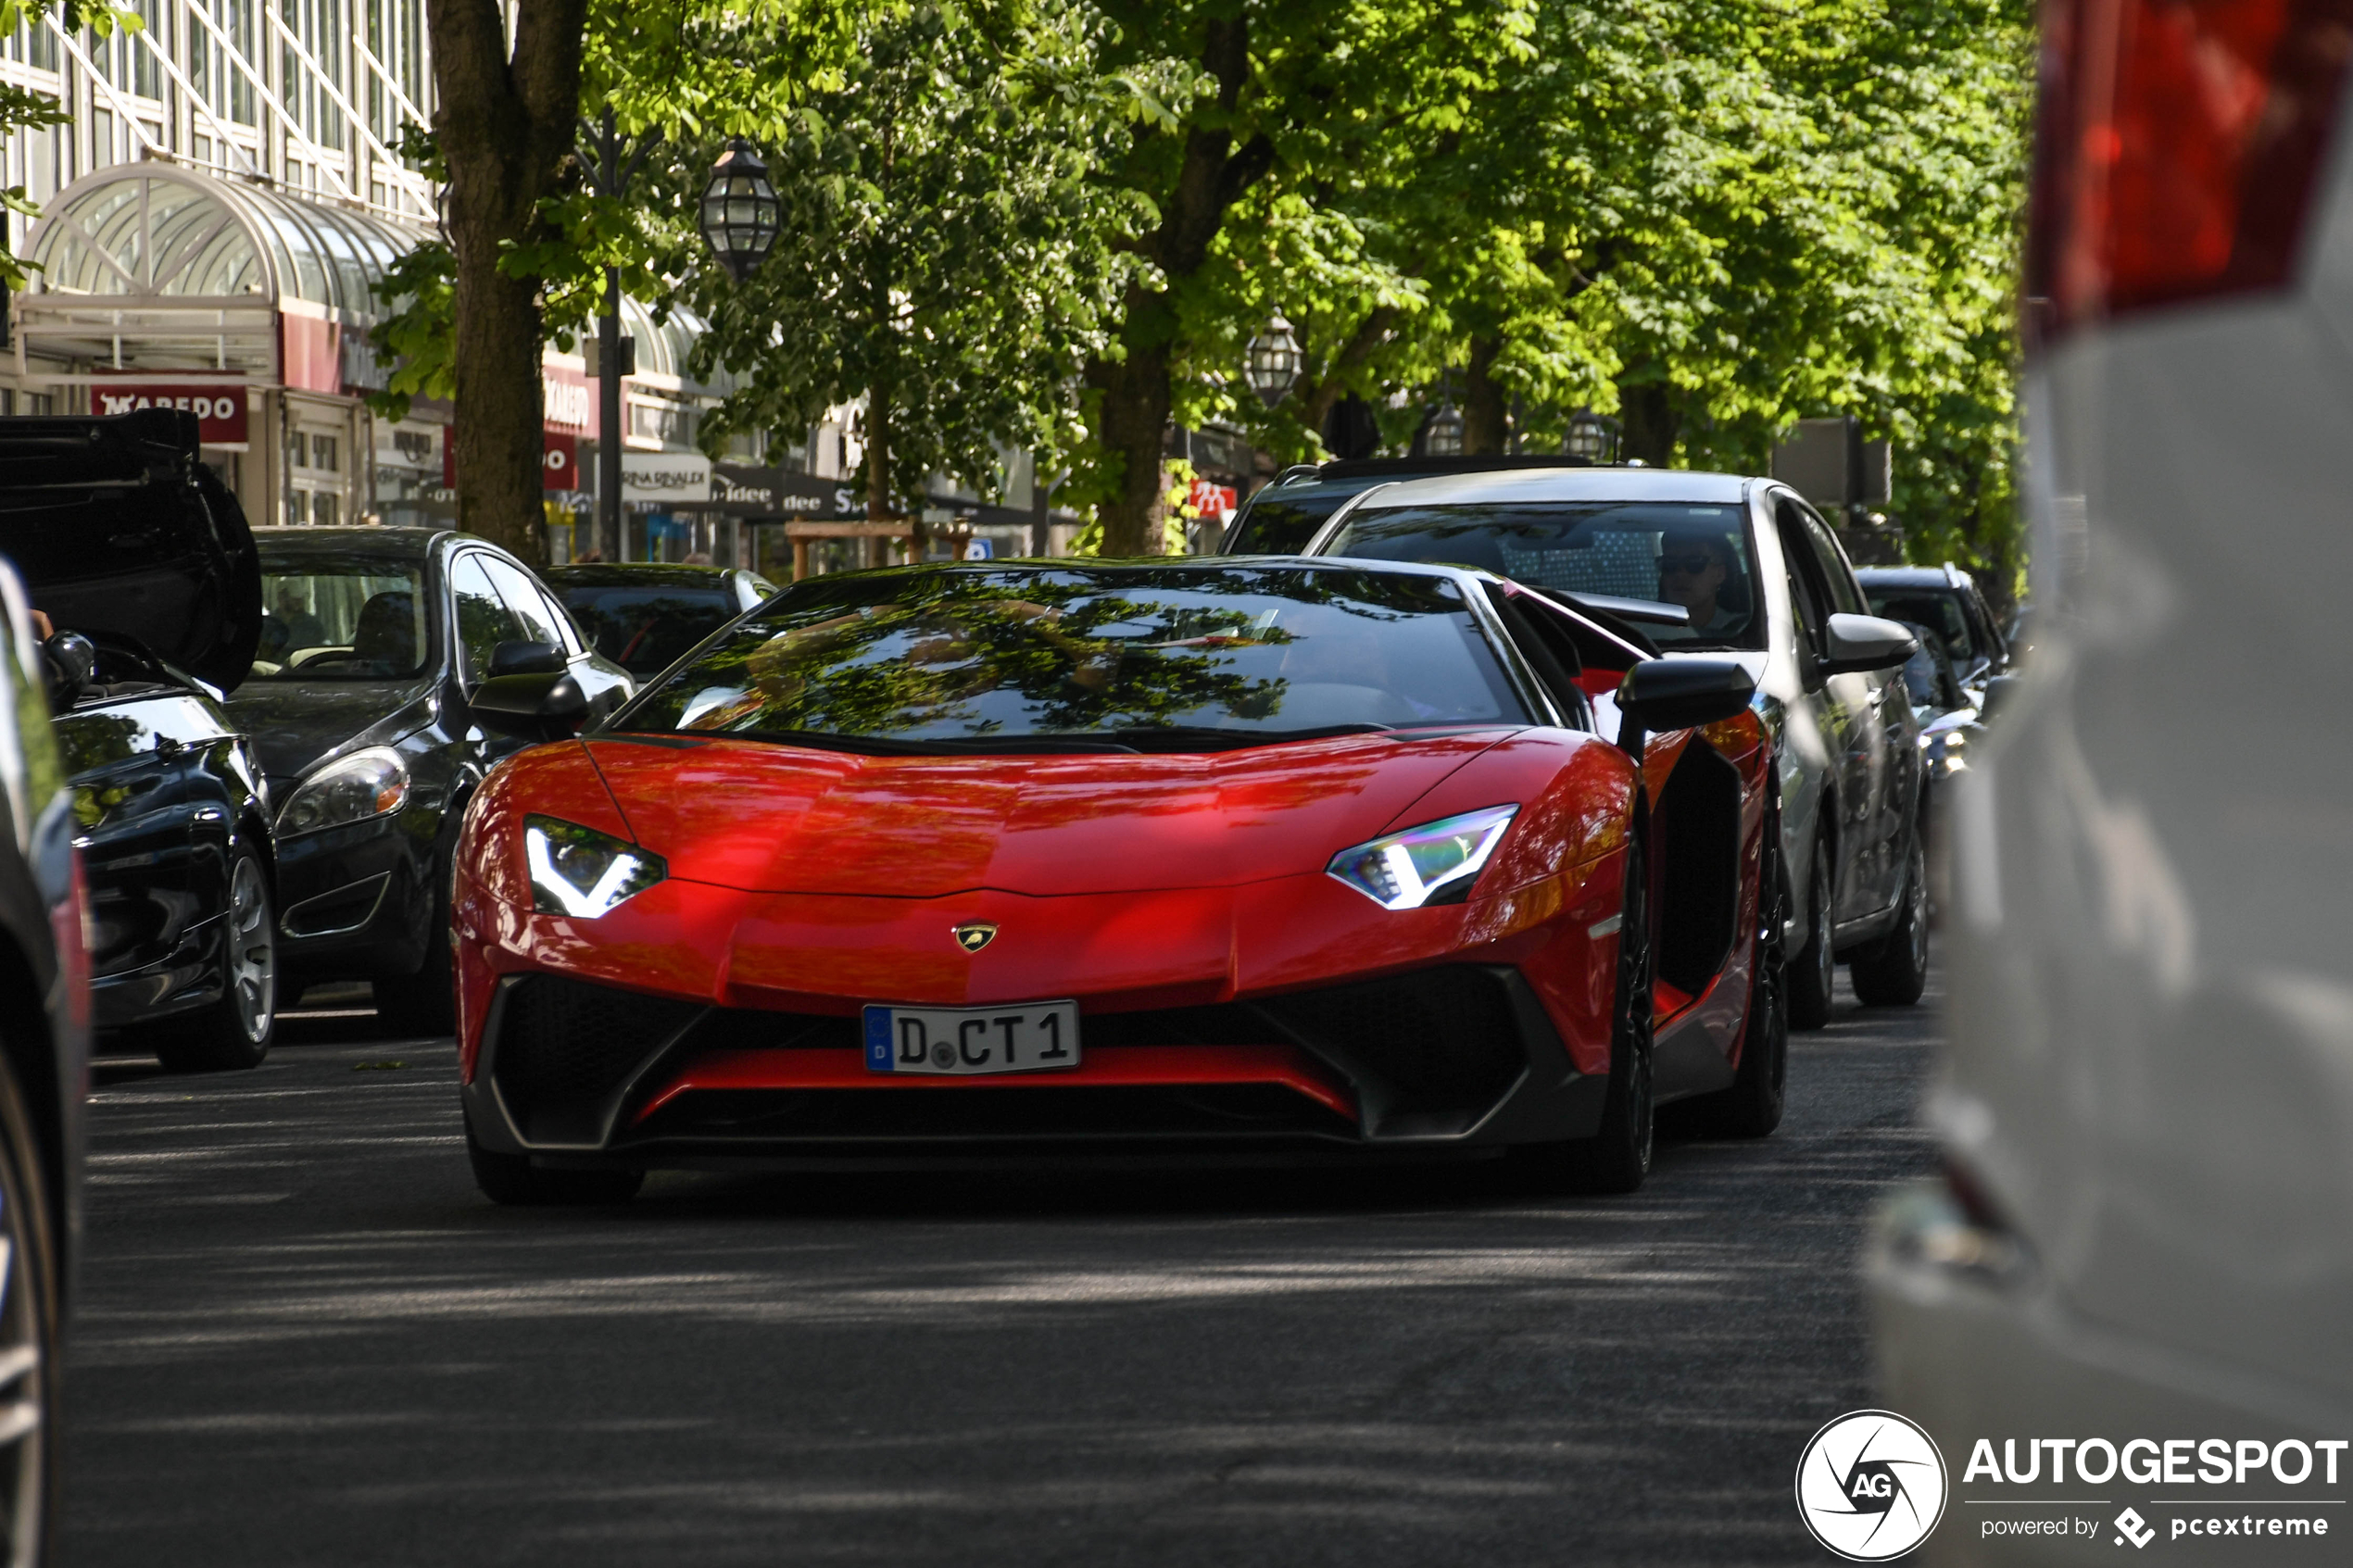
[17,163,427,388]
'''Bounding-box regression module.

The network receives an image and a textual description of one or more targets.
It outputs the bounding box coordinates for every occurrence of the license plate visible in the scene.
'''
[862,1000,1081,1076]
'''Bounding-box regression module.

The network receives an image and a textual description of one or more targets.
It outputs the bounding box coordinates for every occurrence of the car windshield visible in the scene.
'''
[1227,492,1351,554]
[610,565,1529,752]
[1867,589,1977,669]
[559,583,740,676]
[1899,636,1954,709]
[250,554,430,680]
[1325,502,1763,650]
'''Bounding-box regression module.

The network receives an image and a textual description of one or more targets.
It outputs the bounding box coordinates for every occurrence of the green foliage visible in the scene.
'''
[681,0,1164,512]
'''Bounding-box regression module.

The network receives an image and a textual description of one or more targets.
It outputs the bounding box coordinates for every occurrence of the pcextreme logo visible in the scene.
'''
[1796,1410,1950,1561]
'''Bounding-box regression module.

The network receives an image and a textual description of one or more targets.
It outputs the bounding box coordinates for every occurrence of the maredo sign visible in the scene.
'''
[92,384,250,446]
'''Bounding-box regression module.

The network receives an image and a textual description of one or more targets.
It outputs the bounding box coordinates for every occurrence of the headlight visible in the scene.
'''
[277,746,409,836]
[1327,805,1518,910]
[524,815,665,918]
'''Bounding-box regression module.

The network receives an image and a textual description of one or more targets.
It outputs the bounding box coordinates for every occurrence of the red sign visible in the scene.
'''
[542,431,579,491]
[1188,479,1239,516]
[91,384,249,445]
[440,427,583,491]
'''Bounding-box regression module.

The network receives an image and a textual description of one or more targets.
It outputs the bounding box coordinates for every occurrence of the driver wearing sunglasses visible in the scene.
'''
[1655,532,1739,637]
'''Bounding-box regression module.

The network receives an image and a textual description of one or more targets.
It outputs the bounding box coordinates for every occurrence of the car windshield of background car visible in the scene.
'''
[1324,502,1763,651]
[560,585,740,676]
[610,567,1531,751]
[1898,633,1956,709]
[1227,493,1348,554]
[1867,590,1976,669]
[251,557,429,680]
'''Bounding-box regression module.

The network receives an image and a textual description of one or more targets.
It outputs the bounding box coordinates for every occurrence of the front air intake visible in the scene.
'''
[489,974,702,1146]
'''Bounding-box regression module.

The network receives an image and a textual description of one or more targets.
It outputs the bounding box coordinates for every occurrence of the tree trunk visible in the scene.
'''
[1618,381,1680,467]
[428,0,585,566]
[1085,330,1173,556]
[1084,17,1275,556]
[1462,336,1509,455]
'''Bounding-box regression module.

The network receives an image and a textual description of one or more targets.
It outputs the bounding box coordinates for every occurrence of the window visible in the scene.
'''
[630,399,694,446]
[448,553,525,684]
[479,555,573,651]
[1794,507,1867,617]
[311,433,338,472]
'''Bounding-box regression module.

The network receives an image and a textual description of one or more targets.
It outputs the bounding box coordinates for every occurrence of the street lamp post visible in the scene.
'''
[699,140,782,282]
[582,108,655,562]
[1566,408,1620,464]
[1244,313,1302,408]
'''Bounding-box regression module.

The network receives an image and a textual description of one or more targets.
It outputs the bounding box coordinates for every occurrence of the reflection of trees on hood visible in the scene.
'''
[683,576,1294,737]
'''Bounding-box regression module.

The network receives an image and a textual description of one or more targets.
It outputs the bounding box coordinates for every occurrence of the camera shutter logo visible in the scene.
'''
[1795,1410,1948,1561]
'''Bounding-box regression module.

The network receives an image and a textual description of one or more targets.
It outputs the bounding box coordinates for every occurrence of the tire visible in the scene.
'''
[466,1116,642,1207]
[1520,834,1655,1195]
[1689,797,1789,1138]
[1787,834,1836,1032]
[1850,828,1930,1008]
[0,1049,62,1567]
[156,848,276,1074]
[374,839,456,1038]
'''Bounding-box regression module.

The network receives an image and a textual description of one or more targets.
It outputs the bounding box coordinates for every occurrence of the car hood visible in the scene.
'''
[224,678,437,787]
[0,408,263,692]
[584,730,1517,897]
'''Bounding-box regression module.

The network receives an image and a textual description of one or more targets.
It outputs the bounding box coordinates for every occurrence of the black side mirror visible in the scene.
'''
[41,631,96,710]
[472,671,589,742]
[489,639,565,678]
[1821,612,1918,675]
[1616,657,1757,759]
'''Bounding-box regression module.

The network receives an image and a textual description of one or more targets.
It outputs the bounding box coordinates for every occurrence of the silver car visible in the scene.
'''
[1301,466,1928,1026]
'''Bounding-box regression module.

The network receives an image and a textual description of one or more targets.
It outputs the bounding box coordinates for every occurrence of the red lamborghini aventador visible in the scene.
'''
[450,559,1786,1204]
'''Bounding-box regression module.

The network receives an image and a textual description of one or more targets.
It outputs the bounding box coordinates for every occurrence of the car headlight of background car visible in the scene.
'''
[276,746,409,836]
[1327,805,1518,910]
[524,815,665,918]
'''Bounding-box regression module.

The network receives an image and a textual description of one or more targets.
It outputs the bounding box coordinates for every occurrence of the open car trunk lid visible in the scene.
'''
[0,408,263,694]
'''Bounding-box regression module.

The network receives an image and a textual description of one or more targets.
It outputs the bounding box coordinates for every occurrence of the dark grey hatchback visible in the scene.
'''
[228,528,632,1033]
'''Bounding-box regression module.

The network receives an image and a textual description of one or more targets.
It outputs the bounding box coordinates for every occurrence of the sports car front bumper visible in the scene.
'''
[459,963,1608,1165]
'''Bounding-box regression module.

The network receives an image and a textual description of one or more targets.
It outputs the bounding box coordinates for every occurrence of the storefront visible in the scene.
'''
[13,163,431,529]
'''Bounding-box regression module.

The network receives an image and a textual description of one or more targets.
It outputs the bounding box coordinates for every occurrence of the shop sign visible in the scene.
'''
[622,451,714,504]
[91,384,249,445]
[543,432,580,491]
[543,369,592,433]
[1188,478,1239,516]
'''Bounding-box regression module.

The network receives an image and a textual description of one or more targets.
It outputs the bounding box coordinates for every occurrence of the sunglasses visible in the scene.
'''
[1657,554,1717,574]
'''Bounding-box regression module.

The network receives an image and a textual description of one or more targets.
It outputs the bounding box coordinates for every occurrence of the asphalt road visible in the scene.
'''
[59,972,1940,1567]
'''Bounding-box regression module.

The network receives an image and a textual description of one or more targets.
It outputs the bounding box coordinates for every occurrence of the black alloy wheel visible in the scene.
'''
[156,847,276,1073]
[1850,827,1931,1007]
[1530,833,1656,1195]
[465,1112,643,1207]
[1787,835,1836,1032]
[0,1053,59,1567]
[375,835,458,1038]
[1690,795,1790,1138]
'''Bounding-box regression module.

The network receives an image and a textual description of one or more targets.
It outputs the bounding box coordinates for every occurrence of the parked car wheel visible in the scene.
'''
[155,849,275,1074]
[466,1115,643,1208]
[1787,837,1836,1031]
[373,839,457,1038]
[1521,835,1656,1196]
[0,1047,60,1566]
[1850,830,1930,1008]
